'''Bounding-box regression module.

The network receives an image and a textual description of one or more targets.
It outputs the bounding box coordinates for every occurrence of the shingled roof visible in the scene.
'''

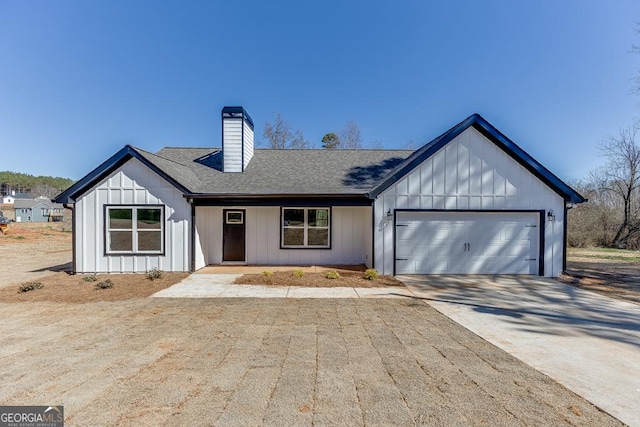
[55,113,585,204]
[154,147,412,195]
[55,146,413,203]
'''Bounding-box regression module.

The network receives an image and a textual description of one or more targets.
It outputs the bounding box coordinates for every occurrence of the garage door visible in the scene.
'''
[395,211,541,275]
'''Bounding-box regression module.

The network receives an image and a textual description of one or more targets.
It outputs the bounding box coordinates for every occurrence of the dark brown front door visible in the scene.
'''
[223,210,245,262]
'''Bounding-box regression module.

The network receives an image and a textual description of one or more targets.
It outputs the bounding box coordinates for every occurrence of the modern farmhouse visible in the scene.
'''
[55,107,585,276]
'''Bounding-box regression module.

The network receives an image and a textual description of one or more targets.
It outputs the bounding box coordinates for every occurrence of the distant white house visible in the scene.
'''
[1,195,15,204]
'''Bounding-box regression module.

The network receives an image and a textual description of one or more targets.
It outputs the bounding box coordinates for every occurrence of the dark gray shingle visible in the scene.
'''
[152,148,413,195]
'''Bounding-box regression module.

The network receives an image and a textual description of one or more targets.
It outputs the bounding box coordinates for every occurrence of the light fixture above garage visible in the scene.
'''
[547,210,555,222]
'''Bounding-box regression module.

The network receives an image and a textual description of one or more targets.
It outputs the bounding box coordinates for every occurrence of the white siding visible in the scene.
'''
[243,120,254,170]
[375,127,565,277]
[223,118,243,172]
[194,206,371,267]
[74,158,191,273]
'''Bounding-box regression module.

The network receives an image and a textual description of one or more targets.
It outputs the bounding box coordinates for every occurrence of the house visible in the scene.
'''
[1,195,15,204]
[14,198,65,222]
[55,107,585,276]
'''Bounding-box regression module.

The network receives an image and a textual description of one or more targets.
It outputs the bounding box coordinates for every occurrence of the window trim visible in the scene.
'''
[104,204,165,255]
[280,207,331,249]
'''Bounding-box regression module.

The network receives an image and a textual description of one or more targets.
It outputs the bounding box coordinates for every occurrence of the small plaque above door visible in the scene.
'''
[226,211,244,224]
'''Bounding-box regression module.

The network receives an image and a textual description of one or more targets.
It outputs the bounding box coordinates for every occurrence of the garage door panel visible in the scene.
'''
[395,211,540,275]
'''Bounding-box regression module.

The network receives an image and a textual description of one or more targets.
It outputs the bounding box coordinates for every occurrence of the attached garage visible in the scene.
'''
[371,115,586,278]
[395,211,543,275]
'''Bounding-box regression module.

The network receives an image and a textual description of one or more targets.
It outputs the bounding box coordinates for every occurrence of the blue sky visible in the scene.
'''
[1,1,639,182]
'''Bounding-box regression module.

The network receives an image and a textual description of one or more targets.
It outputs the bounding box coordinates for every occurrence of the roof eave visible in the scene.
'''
[368,113,586,204]
[54,145,191,204]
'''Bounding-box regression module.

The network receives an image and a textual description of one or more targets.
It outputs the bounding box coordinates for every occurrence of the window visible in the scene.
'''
[106,206,164,254]
[282,208,330,248]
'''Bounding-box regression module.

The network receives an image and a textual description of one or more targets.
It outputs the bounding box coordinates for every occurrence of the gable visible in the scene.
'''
[55,145,193,204]
[378,127,564,210]
[370,114,585,203]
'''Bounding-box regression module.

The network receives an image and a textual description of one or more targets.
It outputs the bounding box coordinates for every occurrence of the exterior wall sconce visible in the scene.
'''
[547,209,555,222]
[385,209,393,221]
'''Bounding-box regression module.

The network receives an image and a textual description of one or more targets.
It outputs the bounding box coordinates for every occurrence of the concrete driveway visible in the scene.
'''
[400,275,640,427]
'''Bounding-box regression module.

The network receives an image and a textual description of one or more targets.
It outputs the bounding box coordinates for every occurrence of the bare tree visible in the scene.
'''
[403,139,417,150]
[262,113,310,149]
[368,140,384,149]
[633,23,640,93]
[597,126,640,247]
[340,120,363,149]
[290,129,311,149]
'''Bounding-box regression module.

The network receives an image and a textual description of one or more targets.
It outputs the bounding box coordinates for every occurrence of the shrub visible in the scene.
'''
[18,282,44,293]
[146,268,164,281]
[262,270,274,277]
[325,270,340,279]
[94,279,114,290]
[364,268,379,280]
[292,269,305,278]
[82,274,97,282]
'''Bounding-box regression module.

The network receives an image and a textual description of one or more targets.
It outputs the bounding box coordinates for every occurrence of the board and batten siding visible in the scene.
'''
[243,120,254,171]
[374,127,565,277]
[75,157,191,273]
[223,118,243,173]
[194,206,372,269]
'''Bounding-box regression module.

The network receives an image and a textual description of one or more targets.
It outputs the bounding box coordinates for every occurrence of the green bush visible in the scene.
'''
[18,282,44,293]
[262,270,274,277]
[146,268,164,281]
[325,270,340,280]
[364,268,379,280]
[292,269,305,278]
[82,274,97,282]
[95,279,114,290]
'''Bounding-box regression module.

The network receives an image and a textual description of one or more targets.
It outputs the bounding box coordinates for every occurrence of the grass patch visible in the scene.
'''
[18,282,44,293]
[364,268,379,280]
[292,269,305,278]
[145,268,164,281]
[82,274,98,282]
[572,254,640,263]
[325,270,340,279]
[94,279,114,290]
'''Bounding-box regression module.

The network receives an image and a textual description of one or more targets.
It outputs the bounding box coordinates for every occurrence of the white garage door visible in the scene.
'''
[395,211,540,275]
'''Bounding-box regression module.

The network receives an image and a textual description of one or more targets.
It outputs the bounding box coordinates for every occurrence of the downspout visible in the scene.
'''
[189,198,196,273]
[63,203,76,274]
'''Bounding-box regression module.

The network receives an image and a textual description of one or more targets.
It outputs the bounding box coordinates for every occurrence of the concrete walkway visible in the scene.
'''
[152,273,415,299]
[400,275,640,427]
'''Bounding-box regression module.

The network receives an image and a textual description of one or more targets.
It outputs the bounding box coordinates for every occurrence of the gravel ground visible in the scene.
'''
[0,298,621,426]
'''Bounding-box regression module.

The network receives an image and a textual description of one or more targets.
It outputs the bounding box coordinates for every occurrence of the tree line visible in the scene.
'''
[568,28,640,249]
[0,171,75,199]
[261,113,388,150]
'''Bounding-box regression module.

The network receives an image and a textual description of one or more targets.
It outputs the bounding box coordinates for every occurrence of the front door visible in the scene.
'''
[223,210,246,262]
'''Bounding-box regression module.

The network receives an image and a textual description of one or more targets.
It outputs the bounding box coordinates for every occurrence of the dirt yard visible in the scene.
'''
[564,247,640,305]
[235,270,404,288]
[1,298,623,426]
[0,221,74,287]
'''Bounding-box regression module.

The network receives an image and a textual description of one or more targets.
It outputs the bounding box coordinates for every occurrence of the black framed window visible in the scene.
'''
[106,206,164,254]
[282,207,330,248]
